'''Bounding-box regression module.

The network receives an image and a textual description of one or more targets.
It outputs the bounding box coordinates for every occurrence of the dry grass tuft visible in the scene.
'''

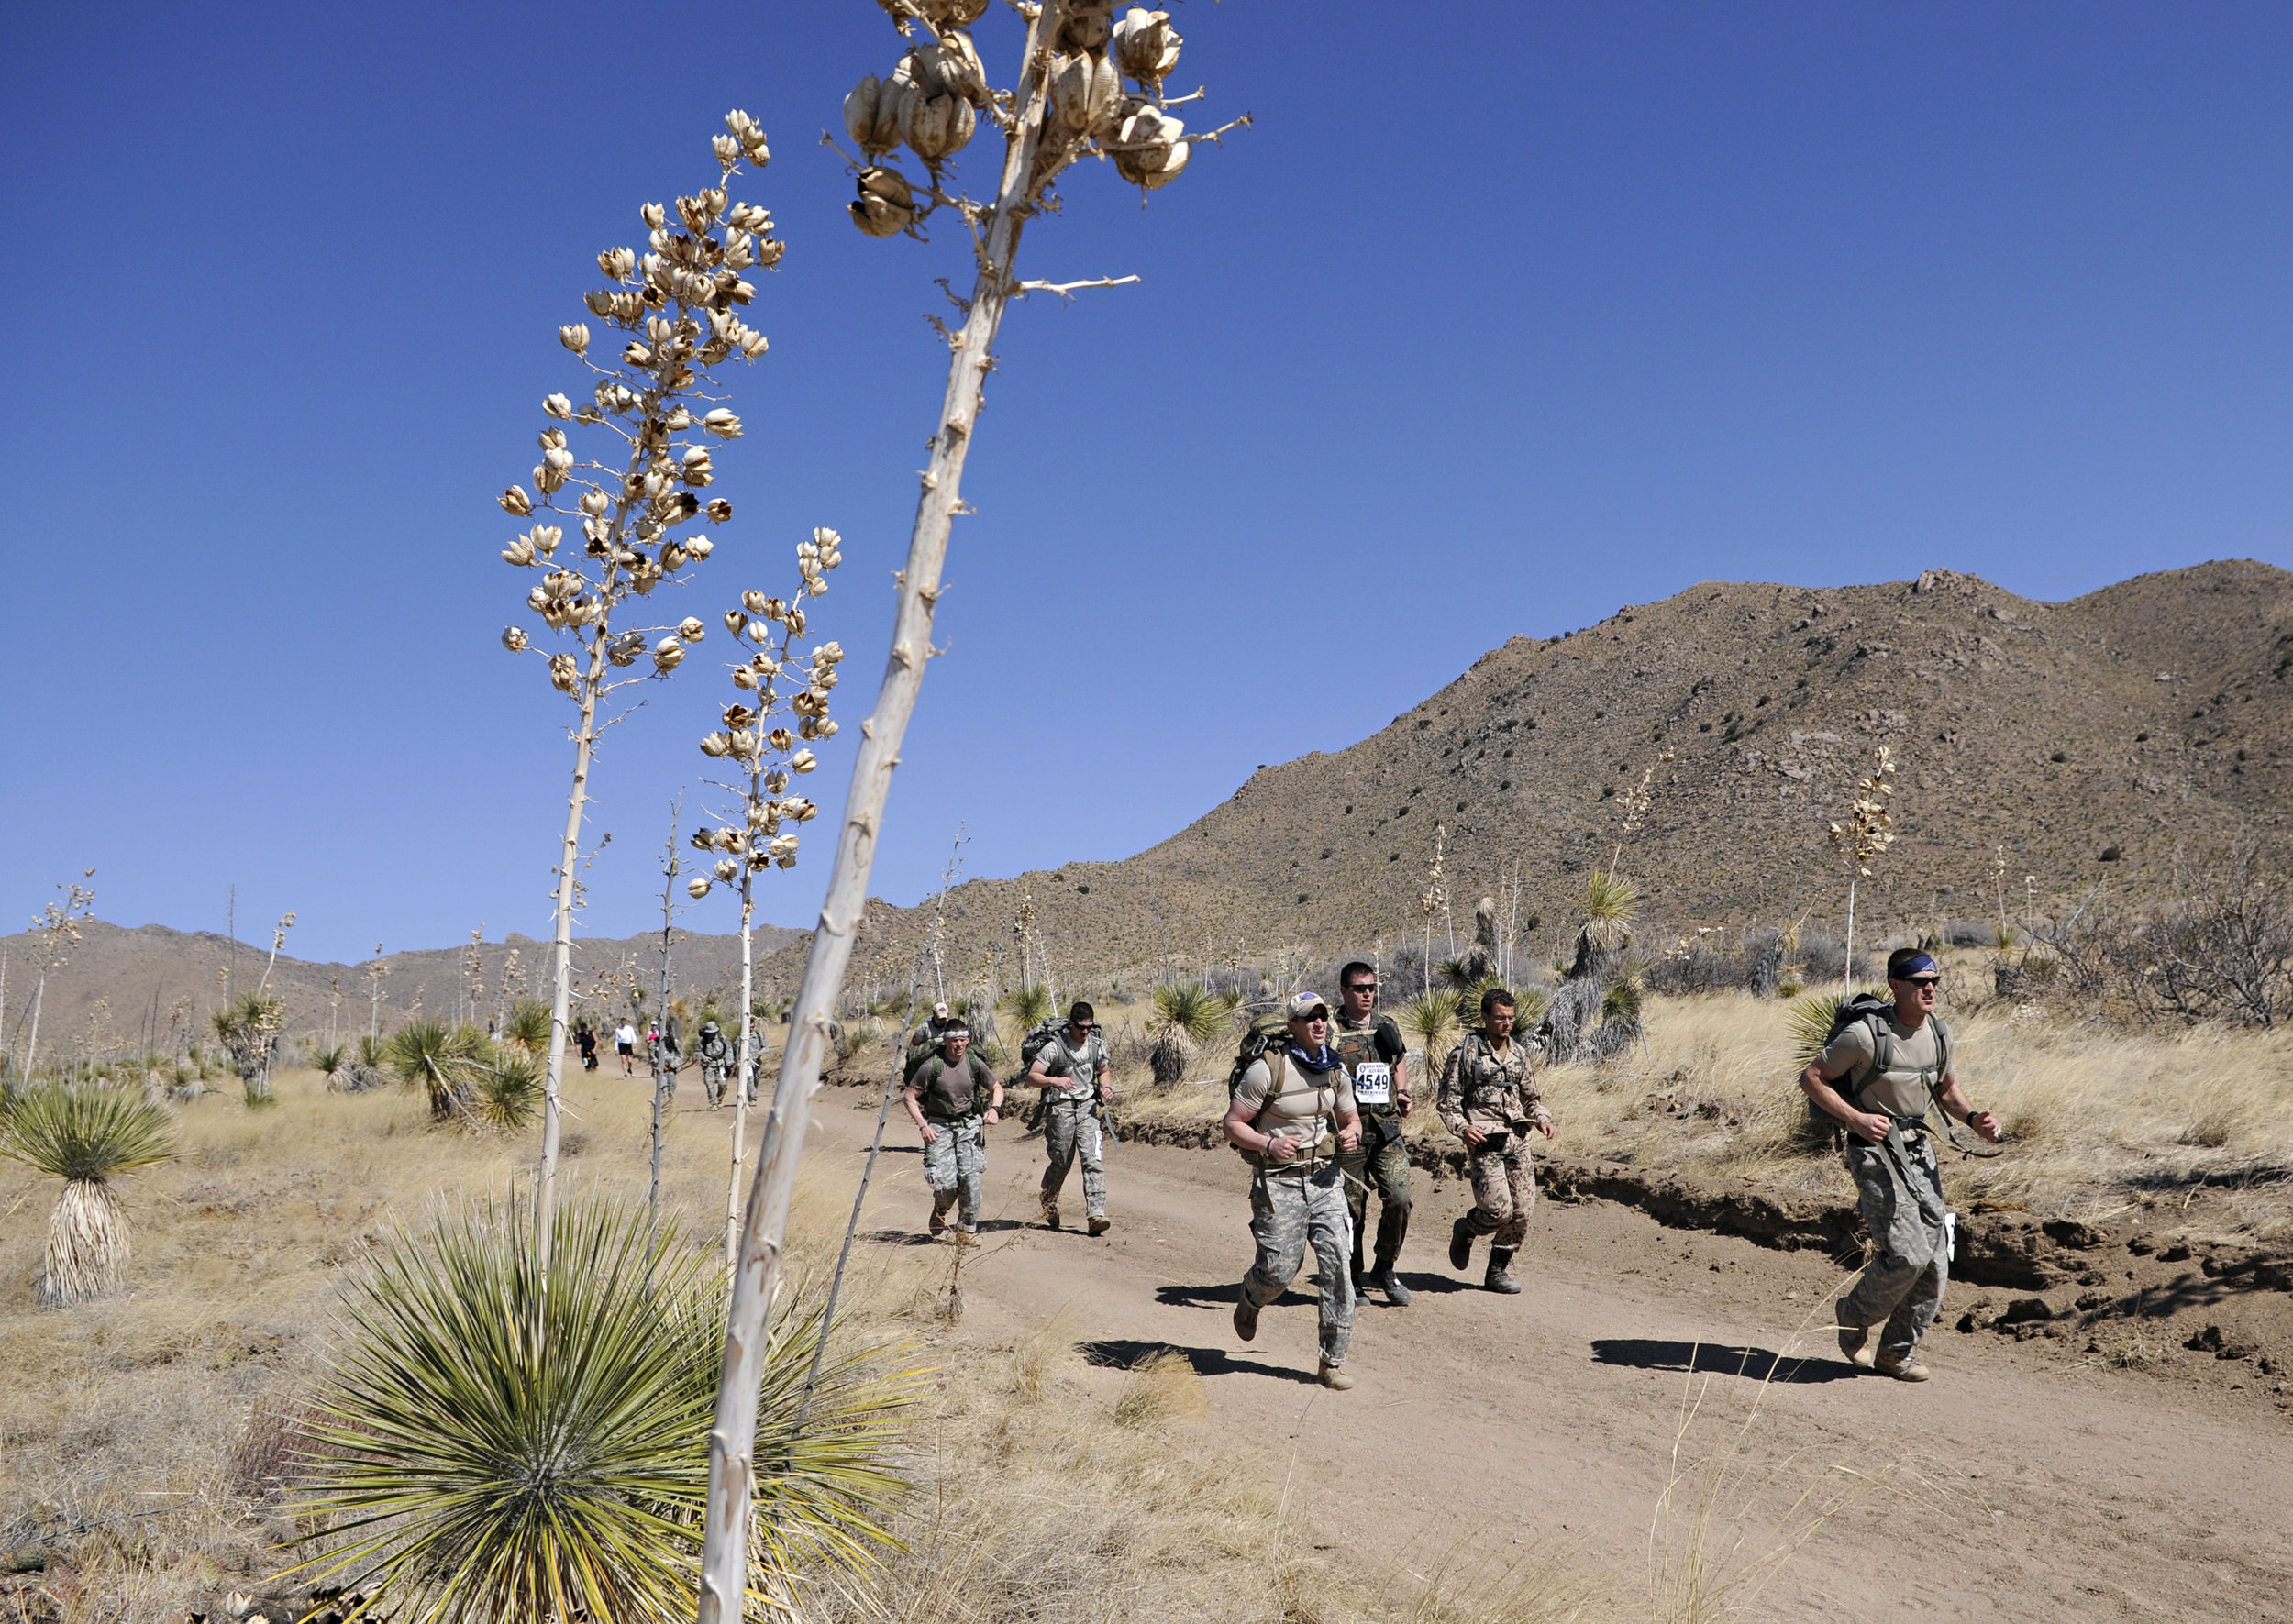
[1113,1346,1211,1431]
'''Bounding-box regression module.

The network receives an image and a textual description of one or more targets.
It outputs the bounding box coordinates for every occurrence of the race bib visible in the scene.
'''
[1351,1061,1393,1106]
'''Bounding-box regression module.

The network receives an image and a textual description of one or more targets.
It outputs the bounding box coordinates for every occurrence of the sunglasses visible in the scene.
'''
[1901,976,1942,989]
[1344,983,1377,994]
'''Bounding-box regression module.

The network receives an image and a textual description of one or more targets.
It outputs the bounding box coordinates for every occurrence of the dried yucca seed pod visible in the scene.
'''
[917,32,990,106]
[789,748,817,773]
[706,497,734,523]
[499,485,534,516]
[1049,52,1123,136]
[742,591,772,616]
[850,166,917,238]
[901,89,976,162]
[502,536,537,567]
[548,653,578,692]
[1060,4,1113,50]
[700,731,733,757]
[687,876,713,900]
[501,625,529,653]
[844,74,904,160]
[713,858,740,883]
[559,323,591,355]
[702,408,743,438]
[724,609,748,636]
[731,666,759,690]
[599,247,636,280]
[607,630,647,667]
[683,536,714,559]
[1113,103,1190,188]
[692,829,717,852]
[1112,7,1181,84]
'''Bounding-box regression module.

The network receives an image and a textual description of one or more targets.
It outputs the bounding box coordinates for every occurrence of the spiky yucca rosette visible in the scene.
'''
[0,1083,175,1307]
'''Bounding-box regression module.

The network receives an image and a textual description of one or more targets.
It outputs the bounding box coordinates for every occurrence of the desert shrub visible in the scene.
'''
[1147,983,1226,1088]
[381,1021,493,1122]
[297,1193,911,1621]
[0,1082,175,1306]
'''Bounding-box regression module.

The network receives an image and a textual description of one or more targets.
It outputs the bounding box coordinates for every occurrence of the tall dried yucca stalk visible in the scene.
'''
[701,6,1247,1613]
[17,871,94,1080]
[685,533,844,1266]
[1827,746,1897,992]
[496,115,783,1247]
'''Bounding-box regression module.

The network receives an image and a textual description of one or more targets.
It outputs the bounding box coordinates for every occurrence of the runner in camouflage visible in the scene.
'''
[1332,960,1414,1306]
[1224,990,1363,1389]
[1801,948,2001,1380]
[1438,988,1552,1294]
[1027,1000,1113,1236]
[695,1019,734,1108]
[903,1021,1002,1243]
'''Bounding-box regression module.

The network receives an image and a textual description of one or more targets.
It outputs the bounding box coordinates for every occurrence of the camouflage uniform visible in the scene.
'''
[1838,1132,1951,1362]
[1438,1033,1551,1287]
[1332,1014,1412,1290]
[1234,1052,1357,1368]
[695,1022,733,1107]
[1036,1030,1110,1223]
[913,1051,997,1235]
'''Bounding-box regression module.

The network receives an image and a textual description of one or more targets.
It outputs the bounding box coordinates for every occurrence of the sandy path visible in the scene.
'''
[807,1094,2293,1622]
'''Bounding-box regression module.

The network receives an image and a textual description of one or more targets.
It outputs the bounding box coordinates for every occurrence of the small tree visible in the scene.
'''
[683,535,843,1265]
[496,114,785,1244]
[0,1083,174,1306]
[703,6,1247,1608]
[1827,746,1897,992]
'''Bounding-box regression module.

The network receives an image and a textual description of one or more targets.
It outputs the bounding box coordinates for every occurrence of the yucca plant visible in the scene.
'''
[1399,991,1459,1076]
[1000,982,1052,1034]
[0,1083,174,1307]
[471,1044,545,1132]
[1146,981,1224,1088]
[1583,869,1640,949]
[213,990,287,1106]
[312,1042,349,1080]
[295,1195,911,1623]
[503,999,554,1055]
[381,1021,492,1123]
[1787,989,1853,1072]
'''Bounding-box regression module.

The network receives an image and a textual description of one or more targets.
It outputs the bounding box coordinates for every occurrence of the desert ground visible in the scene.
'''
[5,983,2287,1622]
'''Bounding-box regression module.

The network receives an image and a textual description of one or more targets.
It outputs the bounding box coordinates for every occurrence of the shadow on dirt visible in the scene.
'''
[1590,1338,1857,1384]
[1078,1336,1323,1386]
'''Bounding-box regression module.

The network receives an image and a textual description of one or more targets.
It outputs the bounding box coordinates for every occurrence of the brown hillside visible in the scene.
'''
[0,919,804,1061]
[766,560,2291,999]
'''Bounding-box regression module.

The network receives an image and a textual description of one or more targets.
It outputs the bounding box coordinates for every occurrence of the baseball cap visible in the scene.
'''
[1288,990,1332,1022]
[933,1001,950,1019]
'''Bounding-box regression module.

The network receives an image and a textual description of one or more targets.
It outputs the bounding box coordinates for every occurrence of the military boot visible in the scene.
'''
[1485,1248,1522,1294]
[1448,1213,1475,1271]
[1368,1264,1412,1308]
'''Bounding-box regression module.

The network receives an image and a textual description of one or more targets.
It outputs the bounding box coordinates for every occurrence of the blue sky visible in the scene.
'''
[3,2,2287,964]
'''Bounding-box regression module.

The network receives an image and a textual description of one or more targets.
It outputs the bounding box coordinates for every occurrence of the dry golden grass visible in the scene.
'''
[1104,959,2293,1232]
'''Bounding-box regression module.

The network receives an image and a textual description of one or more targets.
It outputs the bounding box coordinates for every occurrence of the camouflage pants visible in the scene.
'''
[923,1114,987,1232]
[1839,1134,1951,1362]
[1041,1098,1106,1219]
[1339,1125,1412,1280]
[701,1063,730,1106]
[1241,1163,1356,1365]
[1462,1142,1536,1249]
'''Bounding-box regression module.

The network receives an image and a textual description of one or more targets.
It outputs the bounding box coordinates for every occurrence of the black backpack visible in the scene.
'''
[1810,994,1953,1130]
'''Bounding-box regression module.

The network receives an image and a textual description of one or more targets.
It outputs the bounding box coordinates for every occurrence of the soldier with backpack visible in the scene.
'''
[905,1002,959,1079]
[1224,990,1365,1389]
[695,1019,734,1108]
[904,1021,1002,1242]
[1802,948,2001,1381]
[1026,1000,1114,1235]
[1332,961,1414,1306]
[1439,988,1552,1295]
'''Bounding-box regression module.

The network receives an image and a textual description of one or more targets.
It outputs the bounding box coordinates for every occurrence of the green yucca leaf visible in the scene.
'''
[999,983,1053,1031]
[504,999,555,1054]
[1149,982,1226,1044]
[0,1084,175,1183]
[471,1044,545,1131]
[1787,990,1850,1070]
[381,1021,493,1121]
[294,1194,914,1623]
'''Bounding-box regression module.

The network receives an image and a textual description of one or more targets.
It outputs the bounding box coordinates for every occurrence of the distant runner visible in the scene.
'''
[695,1019,733,1108]
[1027,1000,1114,1236]
[615,1020,638,1077]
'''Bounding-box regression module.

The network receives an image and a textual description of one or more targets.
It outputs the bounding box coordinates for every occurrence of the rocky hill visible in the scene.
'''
[0,919,803,1065]
[759,560,2291,1000]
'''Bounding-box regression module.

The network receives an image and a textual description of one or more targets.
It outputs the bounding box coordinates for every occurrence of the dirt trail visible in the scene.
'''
[807,1096,2293,1622]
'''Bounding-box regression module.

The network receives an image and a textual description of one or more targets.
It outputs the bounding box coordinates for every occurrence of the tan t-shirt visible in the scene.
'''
[1818,1013,1944,1121]
[1233,1051,1356,1167]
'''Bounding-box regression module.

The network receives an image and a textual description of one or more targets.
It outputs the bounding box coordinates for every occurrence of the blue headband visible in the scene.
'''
[1894,953,1939,978]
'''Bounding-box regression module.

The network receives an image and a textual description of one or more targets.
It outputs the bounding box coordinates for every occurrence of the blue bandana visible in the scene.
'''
[1894,953,1939,979]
